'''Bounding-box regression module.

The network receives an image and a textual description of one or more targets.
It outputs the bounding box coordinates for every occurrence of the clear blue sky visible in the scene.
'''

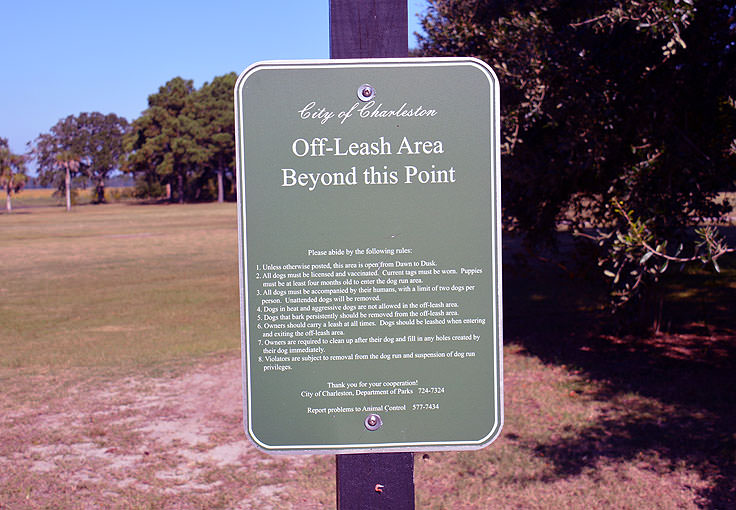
[1,0,428,159]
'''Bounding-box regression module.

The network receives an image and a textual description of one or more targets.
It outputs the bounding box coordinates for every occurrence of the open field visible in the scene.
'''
[1,203,734,508]
[1,202,238,370]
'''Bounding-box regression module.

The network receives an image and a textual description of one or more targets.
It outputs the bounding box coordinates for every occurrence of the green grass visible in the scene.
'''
[0,202,240,370]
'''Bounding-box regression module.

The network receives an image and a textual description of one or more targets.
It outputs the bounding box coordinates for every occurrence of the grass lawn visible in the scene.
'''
[0,201,240,370]
[0,202,734,508]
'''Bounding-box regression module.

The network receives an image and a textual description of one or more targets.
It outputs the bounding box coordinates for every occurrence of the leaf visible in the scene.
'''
[640,251,653,264]
[603,270,616,278]
[713,259,720,273]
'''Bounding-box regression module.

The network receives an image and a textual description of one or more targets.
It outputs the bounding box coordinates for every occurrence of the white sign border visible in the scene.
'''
[235,57,503,454]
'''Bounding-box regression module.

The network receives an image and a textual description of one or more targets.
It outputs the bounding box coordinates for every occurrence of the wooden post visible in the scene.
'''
[330,0,408,59]
[330,2,414,508]
[337,453,415,509]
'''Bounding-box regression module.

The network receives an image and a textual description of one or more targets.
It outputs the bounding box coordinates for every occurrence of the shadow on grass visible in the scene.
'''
[502,233,736,508]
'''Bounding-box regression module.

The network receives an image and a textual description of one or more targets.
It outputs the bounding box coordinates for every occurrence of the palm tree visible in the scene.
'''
[55,152,80,212]
[0,138,28,213]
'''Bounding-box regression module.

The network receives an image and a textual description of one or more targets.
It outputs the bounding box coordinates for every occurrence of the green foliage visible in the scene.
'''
[32,112,129,206]
[0,138,29,213]
[123,77,201,203]
[133,174,168,200]
[592,199,733,307]
[418,0,736,311]
[123,73,237,203]
[105,187,134,202]
[191,72,238,202]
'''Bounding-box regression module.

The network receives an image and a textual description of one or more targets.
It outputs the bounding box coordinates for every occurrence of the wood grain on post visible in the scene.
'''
[330,0,414,510]
[330,1,414,508]
[330,0,408,59]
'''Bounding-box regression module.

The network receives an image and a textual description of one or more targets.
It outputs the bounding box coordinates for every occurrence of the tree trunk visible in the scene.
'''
[5,183,11,212]
[217,168,224,203]
[65,166,71,211]
[177,173,184,204]
[95,178,106,203]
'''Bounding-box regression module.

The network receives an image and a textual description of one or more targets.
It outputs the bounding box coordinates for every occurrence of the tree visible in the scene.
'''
[0,138,29,213]
[55,152,80,212]
[123,77,207,203]
[190,72,237,202]
[34,117,84,211]
[417,0,735,309]
[78,112,128,203]
[33,113,128,209]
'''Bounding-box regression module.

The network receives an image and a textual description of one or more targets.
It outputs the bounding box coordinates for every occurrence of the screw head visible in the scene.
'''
[357,84,375,102]
[364,413,382,431]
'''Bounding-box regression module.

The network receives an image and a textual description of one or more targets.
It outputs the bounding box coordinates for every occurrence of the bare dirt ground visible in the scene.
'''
[0,356,335,509]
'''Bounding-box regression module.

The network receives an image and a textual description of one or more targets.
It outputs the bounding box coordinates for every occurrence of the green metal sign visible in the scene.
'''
[235,58,502,453]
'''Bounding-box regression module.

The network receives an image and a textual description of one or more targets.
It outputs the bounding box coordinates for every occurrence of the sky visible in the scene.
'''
[1,0,428,161]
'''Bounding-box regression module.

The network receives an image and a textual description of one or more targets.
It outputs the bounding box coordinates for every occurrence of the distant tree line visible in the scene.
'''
[0,72,238,212]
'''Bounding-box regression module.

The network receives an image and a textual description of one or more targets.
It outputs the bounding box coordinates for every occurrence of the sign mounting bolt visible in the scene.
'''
[357,84,375,101]
[364,413,382,431]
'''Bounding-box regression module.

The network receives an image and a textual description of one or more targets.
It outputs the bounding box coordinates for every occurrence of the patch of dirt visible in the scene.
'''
[0,356,335,509]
